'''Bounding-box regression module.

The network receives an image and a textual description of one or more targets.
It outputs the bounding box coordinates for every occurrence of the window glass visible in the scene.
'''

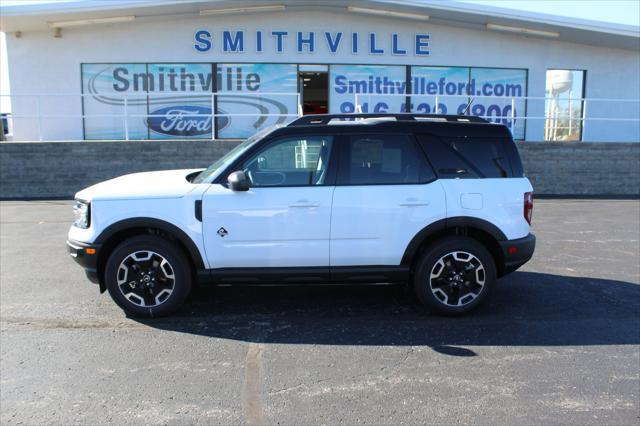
[448,138,510,178]
[81,63,149,140]
[217,63,298,139]
[409,66,528,140]
[242,136,333,187]
[147,63,213,140]
[469,68,528,140]
[329,65,407,114]
[417,135,477,179]
[340,135,435,185]
[544,69,585,141]
[192,124,282,184]
[410,66,470,115]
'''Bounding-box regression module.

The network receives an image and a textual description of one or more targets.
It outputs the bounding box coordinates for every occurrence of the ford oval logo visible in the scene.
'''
[147,105,229,136]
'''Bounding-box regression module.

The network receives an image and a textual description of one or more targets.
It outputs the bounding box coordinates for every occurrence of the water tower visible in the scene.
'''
[545,70,573,140]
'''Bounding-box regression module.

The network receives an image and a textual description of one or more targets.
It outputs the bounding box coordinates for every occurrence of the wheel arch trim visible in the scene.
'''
[401,216,507,266]
[94,217,205,270]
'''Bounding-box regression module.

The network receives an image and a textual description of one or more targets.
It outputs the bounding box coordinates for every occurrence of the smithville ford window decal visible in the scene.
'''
[81,63,297,140]
[330,65,527,139]
[81,63,527,140]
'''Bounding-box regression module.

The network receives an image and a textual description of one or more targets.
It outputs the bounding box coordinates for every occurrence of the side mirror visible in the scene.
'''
[227,170,250,191]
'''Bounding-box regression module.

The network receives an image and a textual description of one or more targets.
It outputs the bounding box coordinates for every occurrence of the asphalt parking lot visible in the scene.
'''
[1,199,639,425]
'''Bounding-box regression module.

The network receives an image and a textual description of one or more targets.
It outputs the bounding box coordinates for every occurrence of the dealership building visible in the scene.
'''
[0,0,639,143]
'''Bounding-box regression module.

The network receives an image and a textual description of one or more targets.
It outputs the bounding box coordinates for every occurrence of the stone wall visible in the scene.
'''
[1,140,638,199]
[517,142,639,196]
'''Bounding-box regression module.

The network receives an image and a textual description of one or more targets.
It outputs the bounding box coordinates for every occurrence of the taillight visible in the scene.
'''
[524,192,533,225]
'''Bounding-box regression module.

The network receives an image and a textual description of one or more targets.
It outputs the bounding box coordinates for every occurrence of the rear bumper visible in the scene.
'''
[67,239,100,283]
[498,233,536,276]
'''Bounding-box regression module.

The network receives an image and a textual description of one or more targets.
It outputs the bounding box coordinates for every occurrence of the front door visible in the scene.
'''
[202,134,335,269]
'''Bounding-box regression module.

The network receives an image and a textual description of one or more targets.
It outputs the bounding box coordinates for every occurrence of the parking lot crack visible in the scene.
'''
[241,343,265,426]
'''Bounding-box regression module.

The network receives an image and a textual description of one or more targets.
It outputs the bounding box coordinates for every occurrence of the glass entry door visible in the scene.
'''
[299,65,329,115]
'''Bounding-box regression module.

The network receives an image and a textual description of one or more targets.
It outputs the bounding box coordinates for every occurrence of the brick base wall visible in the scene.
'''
[516,142,640,196]
[1,141,638,198]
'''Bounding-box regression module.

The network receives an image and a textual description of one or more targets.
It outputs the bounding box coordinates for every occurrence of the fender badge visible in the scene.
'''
[217,227,228,237]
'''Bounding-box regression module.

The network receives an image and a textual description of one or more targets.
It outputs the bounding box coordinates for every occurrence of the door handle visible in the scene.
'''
[289,200,320,208]
[399,200,430,207]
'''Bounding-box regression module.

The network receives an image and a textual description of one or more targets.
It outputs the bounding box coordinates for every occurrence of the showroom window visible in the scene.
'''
[81,63,530,141]
[216,63,299,139]
[81,63,298,140]
[81,63,151,140]
[329,65,407,114]
[544,69,586,141]
[410,66,528,140]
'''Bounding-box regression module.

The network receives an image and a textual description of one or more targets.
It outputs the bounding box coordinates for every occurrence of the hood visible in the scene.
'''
[75,169,204,201]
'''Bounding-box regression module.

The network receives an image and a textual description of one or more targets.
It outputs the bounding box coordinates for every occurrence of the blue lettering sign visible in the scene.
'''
[325,32,343,53]
[272,31,288,53]
[194,30,212,52]
[256,30,263,52]
[415,34,430,56]
[392,33,406,55]
[223,31,244,52]
[369,33,383,54]
[297,31,315,53]
[192,30,433,56]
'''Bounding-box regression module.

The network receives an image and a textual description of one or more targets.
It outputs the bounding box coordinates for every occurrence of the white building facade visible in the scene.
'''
[1,0,639,142]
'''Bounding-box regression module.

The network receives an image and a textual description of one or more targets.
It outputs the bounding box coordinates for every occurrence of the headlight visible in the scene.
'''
[73,200,90,229]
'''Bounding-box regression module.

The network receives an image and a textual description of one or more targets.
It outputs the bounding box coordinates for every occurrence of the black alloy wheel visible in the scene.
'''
[105,235,192,317]
[414,236,496,315]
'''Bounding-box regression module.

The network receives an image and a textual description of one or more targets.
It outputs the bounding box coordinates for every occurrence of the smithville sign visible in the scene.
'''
[194,30,430,56]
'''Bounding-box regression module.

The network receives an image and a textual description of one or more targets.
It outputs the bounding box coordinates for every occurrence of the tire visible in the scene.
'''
[413,236,496,315]
[104,235,192,317]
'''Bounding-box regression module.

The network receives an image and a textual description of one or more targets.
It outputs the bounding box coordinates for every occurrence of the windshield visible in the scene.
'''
[192,124,283,184]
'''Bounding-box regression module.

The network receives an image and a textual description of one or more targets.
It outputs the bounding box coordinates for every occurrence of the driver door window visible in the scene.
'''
[242,136,334,187]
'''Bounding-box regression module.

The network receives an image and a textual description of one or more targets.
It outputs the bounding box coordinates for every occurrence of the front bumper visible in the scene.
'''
[498,233,536,276]
[67,239,101,283]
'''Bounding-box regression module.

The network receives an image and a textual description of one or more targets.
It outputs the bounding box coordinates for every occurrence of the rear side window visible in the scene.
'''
[338,134,436,185]
[448,138,511,178]
[417,135,514,178]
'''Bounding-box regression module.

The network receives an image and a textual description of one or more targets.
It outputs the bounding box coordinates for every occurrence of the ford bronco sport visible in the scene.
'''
[68,113,535,317]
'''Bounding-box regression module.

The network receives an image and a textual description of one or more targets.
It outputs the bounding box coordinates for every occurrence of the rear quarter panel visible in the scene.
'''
[441,177,532,240]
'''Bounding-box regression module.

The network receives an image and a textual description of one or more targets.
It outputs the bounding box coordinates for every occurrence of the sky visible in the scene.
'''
[459,0,640,26]
[1,0,639,111]
[1,0,639,25]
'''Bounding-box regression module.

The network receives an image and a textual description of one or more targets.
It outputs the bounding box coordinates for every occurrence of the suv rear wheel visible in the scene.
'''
[104,235,192,317]
[413,236,496,315]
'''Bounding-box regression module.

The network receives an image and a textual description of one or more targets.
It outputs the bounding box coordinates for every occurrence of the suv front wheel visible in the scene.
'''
[104,235,192,317]
[413,237,496,315]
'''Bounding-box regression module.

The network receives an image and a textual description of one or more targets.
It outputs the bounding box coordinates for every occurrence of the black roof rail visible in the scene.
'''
[288,113,489,126]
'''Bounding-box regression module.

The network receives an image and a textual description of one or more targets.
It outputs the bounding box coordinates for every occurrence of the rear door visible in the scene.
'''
[330,133,446,266]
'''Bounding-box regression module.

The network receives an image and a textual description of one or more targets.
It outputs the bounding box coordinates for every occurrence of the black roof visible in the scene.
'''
[276,113,513,139]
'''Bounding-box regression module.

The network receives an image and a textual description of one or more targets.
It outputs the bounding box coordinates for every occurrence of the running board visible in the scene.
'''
[197,266,410,285]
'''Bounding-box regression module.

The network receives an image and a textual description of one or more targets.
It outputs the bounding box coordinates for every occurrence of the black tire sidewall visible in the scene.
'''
[414,236,496,315]
[105,235,192,317]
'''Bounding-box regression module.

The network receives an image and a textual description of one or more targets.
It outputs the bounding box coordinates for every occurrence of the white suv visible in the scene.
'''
[68,113,535,317]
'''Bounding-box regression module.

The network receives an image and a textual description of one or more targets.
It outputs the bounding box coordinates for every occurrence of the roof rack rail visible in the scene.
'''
[288,113,489,126]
